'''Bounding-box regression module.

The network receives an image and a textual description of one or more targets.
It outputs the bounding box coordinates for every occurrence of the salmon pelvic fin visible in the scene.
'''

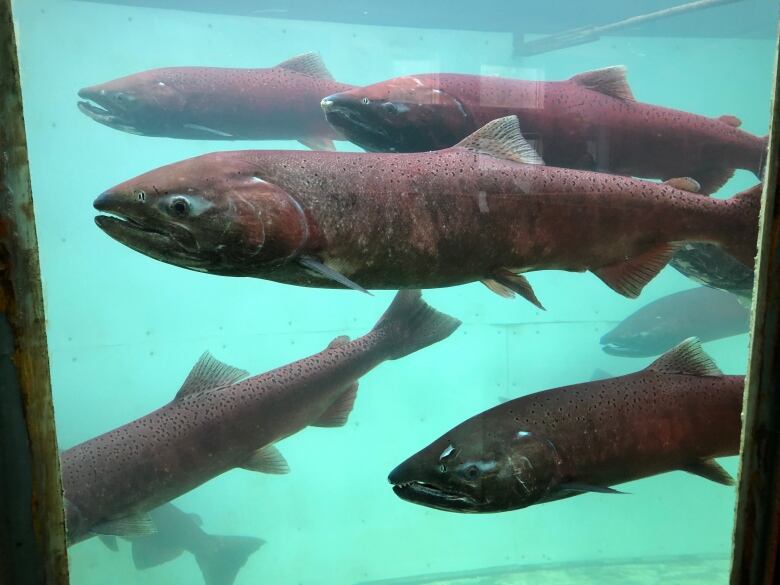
[593,243,681,299]
[647,337,723,376]
[454,115,545,165]
[481,268,545,309]
[570,66,635,101]
[373,290,461,360]
[276,52,334,80]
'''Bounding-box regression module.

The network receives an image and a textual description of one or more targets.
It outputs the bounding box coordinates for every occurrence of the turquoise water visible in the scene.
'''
[10,1,776,583]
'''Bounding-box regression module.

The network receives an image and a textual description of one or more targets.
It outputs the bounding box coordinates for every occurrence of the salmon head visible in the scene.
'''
[320,75,472,152]
[93,153,310,276]
[388,415,563,513]
[78,68,226,139]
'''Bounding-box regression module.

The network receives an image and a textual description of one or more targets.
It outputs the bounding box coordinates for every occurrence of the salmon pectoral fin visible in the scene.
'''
[593,243,681,298]
[240,445,290,474]
[298,255,370,294]
[482,269,545,310]
[682,458,734,486]
[312,382,359,428]
[299,137,336,151]
[175,352,249,401]
[131,536,184,570]
[647,337,722,376]
[559,483,628,495]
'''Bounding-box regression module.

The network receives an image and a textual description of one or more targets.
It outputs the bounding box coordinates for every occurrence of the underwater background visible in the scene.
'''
[10,0,778,583]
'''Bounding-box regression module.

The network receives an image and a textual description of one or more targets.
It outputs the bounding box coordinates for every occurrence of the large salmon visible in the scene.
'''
[93,116,760,308]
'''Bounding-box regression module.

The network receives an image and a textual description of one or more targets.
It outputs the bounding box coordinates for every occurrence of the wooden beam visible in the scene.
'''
[0,0,70,583]
[730,22,780,585]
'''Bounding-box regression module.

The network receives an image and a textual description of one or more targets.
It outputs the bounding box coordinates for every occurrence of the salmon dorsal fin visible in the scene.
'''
[312,382,359,427]
[175,352,249,400]
[241,444,290,474]
[570,66,635,101]
[454,116,544,165]
[277,52,334,80]
[647,337,723,376]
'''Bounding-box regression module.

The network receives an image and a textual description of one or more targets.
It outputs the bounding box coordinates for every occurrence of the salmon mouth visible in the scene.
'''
[391,480,480,512]
[77,88,142,134]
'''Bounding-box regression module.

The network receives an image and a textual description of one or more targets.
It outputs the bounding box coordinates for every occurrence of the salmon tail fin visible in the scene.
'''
[194,535,266,585]
[720,183,762,269]
[373,290,461,360]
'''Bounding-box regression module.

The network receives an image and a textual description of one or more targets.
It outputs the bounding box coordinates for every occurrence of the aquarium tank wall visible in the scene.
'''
[8,0,778,583]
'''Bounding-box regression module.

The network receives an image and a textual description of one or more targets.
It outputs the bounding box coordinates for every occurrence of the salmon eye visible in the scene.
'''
[361,97,370,105]
[466,465,480,480]
[169,196,190,218]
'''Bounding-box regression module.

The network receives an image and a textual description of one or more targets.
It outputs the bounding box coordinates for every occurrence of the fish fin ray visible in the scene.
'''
[276,52,334,80]
[241,444,290,474]
[132,537,184,570]
[312,383,359,427]
[483,269,545,309]
[298,255,370,294]
[647,337,722,376]
[560,482,627,494]
[718,115,742,128]
[176,352,249,400]
[299,137,336,151]
[664,177,701,193]
[454,116,544,165]
[372,290,461,360]
[593,243,681,298]
[93,512,157,537]
[195,535,265,585]
[682,458,734,485]
[570,66,635,101]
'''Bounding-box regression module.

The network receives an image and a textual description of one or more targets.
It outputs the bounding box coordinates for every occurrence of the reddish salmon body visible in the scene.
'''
[389,339,742,513]
[93,117,759,308]
[322,67,766,193]
[78,53,351,149]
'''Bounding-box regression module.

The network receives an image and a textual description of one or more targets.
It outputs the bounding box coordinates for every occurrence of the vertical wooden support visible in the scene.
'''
[0,0,70,583]
[730,24,780,585]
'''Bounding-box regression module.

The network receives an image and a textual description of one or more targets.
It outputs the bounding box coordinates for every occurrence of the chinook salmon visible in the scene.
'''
[601,286,749,357]
[389,339,742,513]
[77,53,352,150]
[60,291,460,544]
[93,116,759,308]
[321,67,766,193]
[100,503,264,585]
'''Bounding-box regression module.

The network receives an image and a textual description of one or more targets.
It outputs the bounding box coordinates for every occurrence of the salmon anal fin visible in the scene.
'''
[482,269,545,309]
[664,177,701,193]
[593,243,680,298]
[718,115,742,128]
[241,444,290,474]
[299,137,336,151]
[176,352,249,400]
[131,536,184,570]
[647,337,722,376]
[570,66,635,101]
[312,383,359,427]
[682,458,734,485]
[276,52,334,80]
[455,116,544,165]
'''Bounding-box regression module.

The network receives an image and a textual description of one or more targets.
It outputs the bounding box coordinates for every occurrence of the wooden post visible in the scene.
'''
[730,22,780,585]
[0,0,70,583]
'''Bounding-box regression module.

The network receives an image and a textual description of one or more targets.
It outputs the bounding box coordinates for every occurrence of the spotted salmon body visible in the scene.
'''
[321,67,766,193]
[389,339,742,513]
[60,291,460,544]
[77,53,351,150]
[93,116,759,308]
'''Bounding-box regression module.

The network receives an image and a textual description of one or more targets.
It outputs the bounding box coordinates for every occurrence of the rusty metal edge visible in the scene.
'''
[0,0,70,583]
[729,19,780,585]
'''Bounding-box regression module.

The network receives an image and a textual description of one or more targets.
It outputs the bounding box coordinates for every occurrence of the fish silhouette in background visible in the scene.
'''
[99,503,264,585]
[601,286,749,357]
[321,67,765,194]
[78,53,352,150]
[93,116,759,308]
[61,291,460,545]
[670,243,754,303]
[390,339,741,513]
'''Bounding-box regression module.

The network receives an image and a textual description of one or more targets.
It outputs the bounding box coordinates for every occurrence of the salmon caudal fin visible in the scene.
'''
[194,535,266,585]
[373,290,461,360]
[719,183,762,269]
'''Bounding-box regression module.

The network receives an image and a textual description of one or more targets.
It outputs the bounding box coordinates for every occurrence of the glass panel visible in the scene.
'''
[11,1,776,583]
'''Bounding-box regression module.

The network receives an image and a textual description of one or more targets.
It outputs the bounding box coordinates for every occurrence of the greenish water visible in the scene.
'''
[11,1,775,583]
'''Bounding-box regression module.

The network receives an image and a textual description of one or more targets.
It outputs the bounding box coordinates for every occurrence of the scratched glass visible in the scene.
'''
[11,0,775,584]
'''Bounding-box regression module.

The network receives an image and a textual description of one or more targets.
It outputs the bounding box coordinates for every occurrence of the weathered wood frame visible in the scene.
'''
[0,0,70,583]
